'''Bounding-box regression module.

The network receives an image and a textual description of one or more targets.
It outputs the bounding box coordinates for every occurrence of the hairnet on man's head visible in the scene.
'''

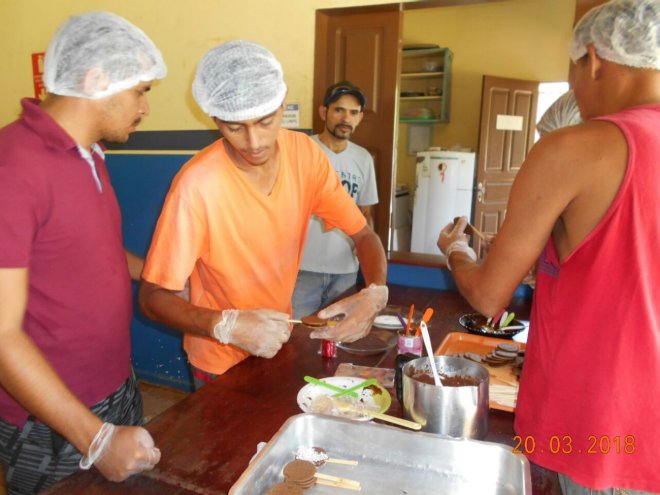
[192,40,287,121]
[569,0,660,70]
[537,90,583,136]
[43,11,167,99]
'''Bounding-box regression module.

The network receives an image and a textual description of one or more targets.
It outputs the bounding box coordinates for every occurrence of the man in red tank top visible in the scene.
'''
[438,1,660,493]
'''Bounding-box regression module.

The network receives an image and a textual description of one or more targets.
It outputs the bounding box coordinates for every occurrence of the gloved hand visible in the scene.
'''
[81,423,160,482]
[213,309,291,358]
[310,284,388,343]
[437,216,477,271]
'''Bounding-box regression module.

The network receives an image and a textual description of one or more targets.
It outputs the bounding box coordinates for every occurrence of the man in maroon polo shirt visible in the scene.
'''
[0,12,166,494]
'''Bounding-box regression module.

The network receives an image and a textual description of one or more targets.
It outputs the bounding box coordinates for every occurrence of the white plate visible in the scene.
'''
[296,376,391,421]
[512,323,529,344]
[373,314,405,329]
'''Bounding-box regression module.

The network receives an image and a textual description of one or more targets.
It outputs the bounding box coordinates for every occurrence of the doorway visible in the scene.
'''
[314,0,578,262]
[314,5,402,251]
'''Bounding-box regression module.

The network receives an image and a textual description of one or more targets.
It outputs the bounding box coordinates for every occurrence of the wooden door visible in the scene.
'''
[473,75,538,257]
[314,5,403,250]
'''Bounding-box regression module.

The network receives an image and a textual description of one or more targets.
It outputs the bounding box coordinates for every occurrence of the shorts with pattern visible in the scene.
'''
[0,372,144,494]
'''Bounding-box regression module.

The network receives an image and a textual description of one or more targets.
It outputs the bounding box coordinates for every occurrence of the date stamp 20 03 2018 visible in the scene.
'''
[512,435,636,456]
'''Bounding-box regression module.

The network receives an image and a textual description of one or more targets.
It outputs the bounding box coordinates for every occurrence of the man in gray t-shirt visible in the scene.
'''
[292,81,378,319]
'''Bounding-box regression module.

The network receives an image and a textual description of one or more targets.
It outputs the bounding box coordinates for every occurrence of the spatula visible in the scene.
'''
[303,376,359,398]
[331,378,377,398]
[419,321,442,387]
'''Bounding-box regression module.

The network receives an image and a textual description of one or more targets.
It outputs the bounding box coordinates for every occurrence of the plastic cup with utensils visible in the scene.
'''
[397,330,422,356]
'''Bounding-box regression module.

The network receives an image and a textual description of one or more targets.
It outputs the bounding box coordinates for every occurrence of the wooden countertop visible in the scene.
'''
[44,285,560,494]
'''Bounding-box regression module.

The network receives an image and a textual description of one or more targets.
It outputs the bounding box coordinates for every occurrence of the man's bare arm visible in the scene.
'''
[138,280,218,338]
[351,224,387,286]
[443,130,587,315]
[358,204,375,230]
[125,249,144,282]
[0,268,102,453]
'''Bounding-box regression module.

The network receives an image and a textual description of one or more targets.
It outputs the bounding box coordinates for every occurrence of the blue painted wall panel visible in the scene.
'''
[107,154,194,391]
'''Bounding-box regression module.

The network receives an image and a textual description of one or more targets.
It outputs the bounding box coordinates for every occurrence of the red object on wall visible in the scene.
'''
[32,52,46,100]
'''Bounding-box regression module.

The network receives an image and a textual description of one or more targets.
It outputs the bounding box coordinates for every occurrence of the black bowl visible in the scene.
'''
[458,313,526,339]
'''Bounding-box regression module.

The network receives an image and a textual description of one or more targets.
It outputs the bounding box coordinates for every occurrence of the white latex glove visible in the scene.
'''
[81,423,160,482]
[437,217,477,271]
[213,309,290,358]
[310,284,388,343]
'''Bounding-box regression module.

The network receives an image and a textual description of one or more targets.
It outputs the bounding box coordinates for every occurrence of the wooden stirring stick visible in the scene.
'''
[453,216,486,240]
[467,222,486,240]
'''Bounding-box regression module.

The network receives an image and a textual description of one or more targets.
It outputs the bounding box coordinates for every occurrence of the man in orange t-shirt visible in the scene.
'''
[139,40,388,384]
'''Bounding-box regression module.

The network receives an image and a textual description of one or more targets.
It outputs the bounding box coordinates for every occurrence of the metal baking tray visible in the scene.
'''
[229,413,530,495]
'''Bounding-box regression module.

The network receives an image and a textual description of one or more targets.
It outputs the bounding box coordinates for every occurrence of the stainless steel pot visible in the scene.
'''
[403,355,489,439]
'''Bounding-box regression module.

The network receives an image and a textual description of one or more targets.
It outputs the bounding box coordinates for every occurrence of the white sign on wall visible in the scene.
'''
[496,114,524,132]
[281,103,300,129]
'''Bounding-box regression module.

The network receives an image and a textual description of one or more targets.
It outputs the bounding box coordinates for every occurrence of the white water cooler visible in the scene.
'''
[410,150,476,255]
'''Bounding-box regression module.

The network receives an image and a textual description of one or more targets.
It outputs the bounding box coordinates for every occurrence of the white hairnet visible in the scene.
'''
[192,40,287,121]
[569,0,660,70]
[43,12,167,99]
[537,90,582,136]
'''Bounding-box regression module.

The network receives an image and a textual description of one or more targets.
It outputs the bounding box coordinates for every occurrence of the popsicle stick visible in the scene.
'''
[326,457,359,466]
[453,216,486,240]
[370,411,422,430]
[288,319,303,324]
[330,400,423,430]
[315,472,361,489]
[316,477,362,491]
[469,223,486,240]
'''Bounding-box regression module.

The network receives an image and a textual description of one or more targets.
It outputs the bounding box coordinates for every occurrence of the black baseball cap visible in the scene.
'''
[323,80,367,109]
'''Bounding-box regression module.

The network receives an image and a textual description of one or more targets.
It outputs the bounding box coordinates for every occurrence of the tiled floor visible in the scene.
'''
[0,382,188,494]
